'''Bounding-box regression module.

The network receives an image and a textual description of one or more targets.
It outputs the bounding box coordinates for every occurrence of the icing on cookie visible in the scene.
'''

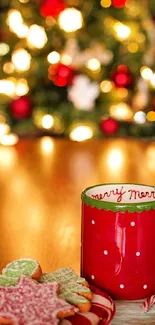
[0,275,18,286]
[0,276,77,325]
[39,268,92,306]
[40,268,86,285]
[2,258,41,279]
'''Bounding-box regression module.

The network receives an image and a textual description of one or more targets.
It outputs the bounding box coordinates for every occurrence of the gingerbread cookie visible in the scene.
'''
[2,258,42,280]
[0,276,77,325]
[39,268,93,312]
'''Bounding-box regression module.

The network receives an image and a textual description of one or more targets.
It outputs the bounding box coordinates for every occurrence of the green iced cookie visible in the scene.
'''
[0,275,18,286]
[39,268,92,308]
[40,267,86,285]
[2,258,42,280]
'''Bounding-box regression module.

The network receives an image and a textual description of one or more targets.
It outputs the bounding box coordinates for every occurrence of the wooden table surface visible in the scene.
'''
[0,137,155,275]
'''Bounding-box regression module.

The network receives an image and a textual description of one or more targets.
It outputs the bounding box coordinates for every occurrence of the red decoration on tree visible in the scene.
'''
[112,0,127,8]
[10,96,32,120]
[40,0,65,17]
[112,65,132,88]
[48,63,74,87]
[100,117,119,135]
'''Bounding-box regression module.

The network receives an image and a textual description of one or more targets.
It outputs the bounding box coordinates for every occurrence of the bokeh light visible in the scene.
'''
[0,133,19,146]
[86,58,101,72]
[12,49,31,72]
[59,8,83,33]
[42,115,54,129]
[3,62,14,74]
[101,0,111,7]
[40,137,54,154]
[27,25,47,49]
[134,111,146,124]
[69,126,93,142]
[16,79,29,96]
[110,103,133,120]
[0,43,10,56]
[140,66,153,81]
[114,22,131,40]
[100,80,113,93]
[47,51,60,64]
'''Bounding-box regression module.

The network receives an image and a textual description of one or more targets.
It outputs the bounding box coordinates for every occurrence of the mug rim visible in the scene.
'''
[81,183,155,213]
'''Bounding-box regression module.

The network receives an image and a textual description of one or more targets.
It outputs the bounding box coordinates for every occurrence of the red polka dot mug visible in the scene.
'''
[81,183,155,300]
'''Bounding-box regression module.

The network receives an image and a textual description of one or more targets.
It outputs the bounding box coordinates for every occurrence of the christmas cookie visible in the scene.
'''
[39,268,93,312]
[0,275,18,286]
[0,276,77,325]
[2,258,42,280]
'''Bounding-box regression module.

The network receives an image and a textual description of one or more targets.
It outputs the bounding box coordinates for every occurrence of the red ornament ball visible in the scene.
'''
[100,117,119,135]
[112,0,127,7]
[10,96,32,120]
[48,63,74,87]
[40,0,65,17]
[112,65,132,88]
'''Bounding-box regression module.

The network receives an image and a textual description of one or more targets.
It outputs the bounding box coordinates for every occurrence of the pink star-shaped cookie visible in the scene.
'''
[0,276,77,325]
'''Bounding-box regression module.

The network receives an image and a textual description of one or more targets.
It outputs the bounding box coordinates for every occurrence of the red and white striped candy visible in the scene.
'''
[60,285,115,325]
[143,295,155,312]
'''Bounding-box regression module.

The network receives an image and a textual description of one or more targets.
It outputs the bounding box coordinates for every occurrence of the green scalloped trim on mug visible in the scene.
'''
[81,183,155,213]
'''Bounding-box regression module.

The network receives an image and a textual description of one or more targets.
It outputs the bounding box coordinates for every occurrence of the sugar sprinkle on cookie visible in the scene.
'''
[0,276,77,325]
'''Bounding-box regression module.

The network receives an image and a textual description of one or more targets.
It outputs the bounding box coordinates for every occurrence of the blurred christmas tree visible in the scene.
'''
[0,0,155,144]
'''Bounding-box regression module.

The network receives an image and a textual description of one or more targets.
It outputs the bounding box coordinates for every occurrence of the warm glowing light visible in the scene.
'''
[0,147,17,168]
[150,73,155,87]
[100,80,113,93]
[47,51,60,64]
[0,79,16,96]
[42,115,54,129]
[114,22,131,40]
[19,0,29,2]
[16,79,29,96]
[86,58,101,72]
[12,49,31,71]
[7,10,23,31]
[0,124,10,137]
[16,24,29,38]
[117,88,128,99]
[7,9,28,38]
[107,148,124,170]
[59,8,83,33]
[61,54,72,65]
[140,66,153,81]
[27,25,47,49]
[110,103,133,121]
[0,43,10,56]
[69,126,93,142]
[0,133,19,146]
[146,111,155,122]
[3,62,14,74]
[41,137,54,154]
[146,145,155,172]
[134,111,146,124]
[101,0,111,7]
[127,42,139,53]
